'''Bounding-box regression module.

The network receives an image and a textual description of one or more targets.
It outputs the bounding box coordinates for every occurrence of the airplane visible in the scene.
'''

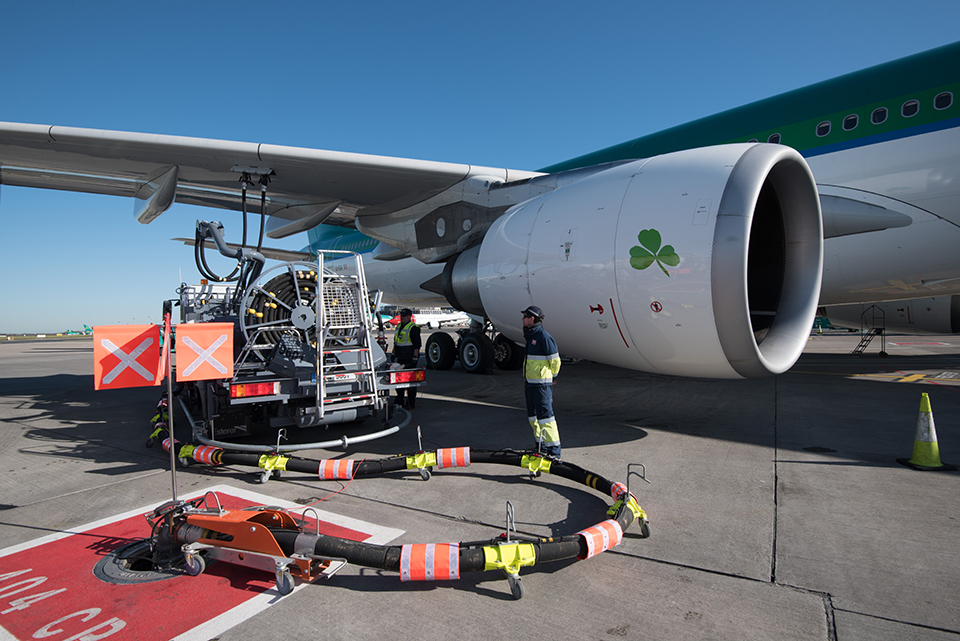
[1,41,958,380]
[384,309,470,329]
[63,325,93,336]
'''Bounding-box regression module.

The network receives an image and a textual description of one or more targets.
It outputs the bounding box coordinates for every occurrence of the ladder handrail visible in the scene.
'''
[851,328,879,356]
[316,253,326,417]
[311,250,380,420]
[855,305,887,355]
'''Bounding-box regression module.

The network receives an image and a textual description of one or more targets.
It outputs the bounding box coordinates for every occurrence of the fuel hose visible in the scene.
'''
[169,442,650,581]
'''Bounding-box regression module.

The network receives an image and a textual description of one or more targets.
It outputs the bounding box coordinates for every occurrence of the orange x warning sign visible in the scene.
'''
[93,324,162,390]
[176,323,234,382]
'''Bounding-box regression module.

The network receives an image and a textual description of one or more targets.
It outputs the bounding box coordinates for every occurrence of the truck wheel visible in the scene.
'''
[426,333,456,370]
[493,333,524,370]
[459,333,494,374]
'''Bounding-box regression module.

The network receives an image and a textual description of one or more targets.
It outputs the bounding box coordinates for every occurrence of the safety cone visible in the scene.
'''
[898,393,955,471]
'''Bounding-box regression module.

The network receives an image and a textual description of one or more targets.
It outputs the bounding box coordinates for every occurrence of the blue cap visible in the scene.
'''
[521,305,544,320]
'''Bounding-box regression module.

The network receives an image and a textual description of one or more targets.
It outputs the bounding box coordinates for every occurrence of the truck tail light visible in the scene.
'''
[390,369,425,384]
[230,381,280,398]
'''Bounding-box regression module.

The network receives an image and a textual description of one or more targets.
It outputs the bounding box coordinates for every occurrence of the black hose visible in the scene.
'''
[258,527,587,575]
[195,225,240,283]
[243,268,318,348]
[182,445,646,579]
[240,180,248,249]
[257,186,266,252]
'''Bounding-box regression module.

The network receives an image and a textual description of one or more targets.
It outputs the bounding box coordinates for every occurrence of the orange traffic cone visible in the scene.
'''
[898,393,954,471]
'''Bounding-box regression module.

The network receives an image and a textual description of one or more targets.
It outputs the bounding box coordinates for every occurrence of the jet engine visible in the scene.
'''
[442,144,822,378]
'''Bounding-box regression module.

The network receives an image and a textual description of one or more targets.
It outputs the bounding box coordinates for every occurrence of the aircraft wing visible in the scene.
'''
[0,122,528,241]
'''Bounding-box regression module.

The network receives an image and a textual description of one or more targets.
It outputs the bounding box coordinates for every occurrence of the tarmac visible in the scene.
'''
[1,329,958,640]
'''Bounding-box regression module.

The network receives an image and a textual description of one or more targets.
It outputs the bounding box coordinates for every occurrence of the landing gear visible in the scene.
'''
[493,333,524,370]
[425,332,456,370]
[426,323,523,375]
[459,333,494,374]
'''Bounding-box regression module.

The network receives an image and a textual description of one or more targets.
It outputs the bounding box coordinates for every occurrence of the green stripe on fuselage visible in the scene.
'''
[540,41,960,172]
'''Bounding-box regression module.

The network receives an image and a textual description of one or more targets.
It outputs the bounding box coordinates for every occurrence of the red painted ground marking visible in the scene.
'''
[0,485,402,641]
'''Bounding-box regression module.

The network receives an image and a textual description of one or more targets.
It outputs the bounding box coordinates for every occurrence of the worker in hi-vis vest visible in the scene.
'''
[393,309,421,410]
[521,305,561,458]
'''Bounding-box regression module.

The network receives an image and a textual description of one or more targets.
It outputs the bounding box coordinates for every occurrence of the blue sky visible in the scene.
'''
[1,0,958,333]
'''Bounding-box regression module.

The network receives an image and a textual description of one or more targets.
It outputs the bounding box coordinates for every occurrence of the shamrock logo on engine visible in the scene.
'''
[629,229,680,277]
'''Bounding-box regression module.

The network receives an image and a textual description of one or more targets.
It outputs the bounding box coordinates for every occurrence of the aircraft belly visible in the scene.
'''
[820,217,960,305]
[807,126,960,226]
[365,258,445,305]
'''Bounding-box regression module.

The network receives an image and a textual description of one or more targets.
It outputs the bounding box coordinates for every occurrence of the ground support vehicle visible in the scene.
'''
[166,224,423,452]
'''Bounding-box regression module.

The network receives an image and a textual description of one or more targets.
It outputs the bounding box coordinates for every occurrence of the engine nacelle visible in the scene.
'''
[823,297,960,334]
[444,144,822,378]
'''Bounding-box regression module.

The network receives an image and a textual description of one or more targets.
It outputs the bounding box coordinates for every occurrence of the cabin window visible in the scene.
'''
[935,92,953,110]
[843,114,858,131]
[871,107,888,125]
[747,139,758,143]
[816,121,831,137]
[767,133,781,144]
[901,99,919,118]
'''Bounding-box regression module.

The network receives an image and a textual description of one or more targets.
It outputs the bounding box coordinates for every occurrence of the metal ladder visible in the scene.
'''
[850,305,886,356]
[314,251,380,418]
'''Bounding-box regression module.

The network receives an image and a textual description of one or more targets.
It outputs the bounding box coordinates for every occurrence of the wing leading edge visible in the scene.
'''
[0,122,530,242]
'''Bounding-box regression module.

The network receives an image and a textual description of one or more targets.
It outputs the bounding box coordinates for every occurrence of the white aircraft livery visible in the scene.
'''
[1,42,958,378]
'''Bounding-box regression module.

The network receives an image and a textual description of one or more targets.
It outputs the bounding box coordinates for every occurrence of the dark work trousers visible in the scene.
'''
[396,359,417,409]
[525,383,560,458]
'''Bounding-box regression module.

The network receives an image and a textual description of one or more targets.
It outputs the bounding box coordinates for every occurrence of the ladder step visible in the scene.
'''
[313,250,379,413]
[850,328,880,356]
[322,396,376,410]
[323,372,375,383]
